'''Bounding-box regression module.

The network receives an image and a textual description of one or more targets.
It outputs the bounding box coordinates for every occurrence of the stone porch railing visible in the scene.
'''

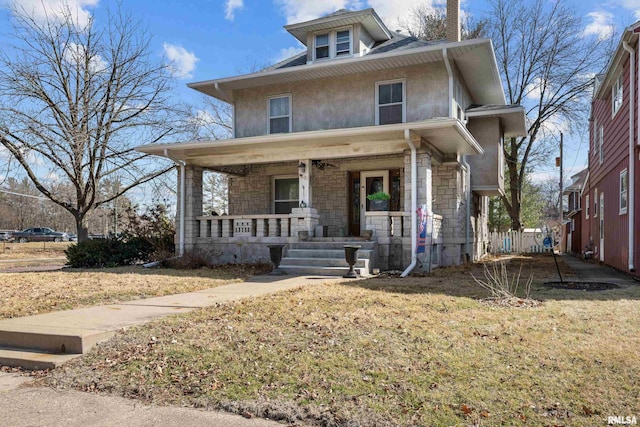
[197,214,293,238]
[364,211,443,241]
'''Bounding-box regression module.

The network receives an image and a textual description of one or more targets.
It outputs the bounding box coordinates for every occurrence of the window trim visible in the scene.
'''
[312,26,353,61]
[598,125,604,164]
[612,73,624,117]
[267,94,292,134]
[585,194,590,219]
[594,188,598,218]
[375,78,406,125]
[620,168,628,215]
[272,174,299,214]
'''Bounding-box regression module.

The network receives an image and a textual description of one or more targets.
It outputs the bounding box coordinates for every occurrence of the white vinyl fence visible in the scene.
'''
[488,230,555,254]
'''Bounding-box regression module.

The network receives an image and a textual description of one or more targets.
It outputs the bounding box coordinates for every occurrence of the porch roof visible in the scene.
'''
[136,118,482,170]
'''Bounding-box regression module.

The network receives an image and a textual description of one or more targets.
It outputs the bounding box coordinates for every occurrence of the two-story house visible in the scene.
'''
[581,22,640,274]
[137,1,526,275]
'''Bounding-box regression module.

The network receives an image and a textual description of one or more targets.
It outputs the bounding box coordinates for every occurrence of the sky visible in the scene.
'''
[2,0,640,192]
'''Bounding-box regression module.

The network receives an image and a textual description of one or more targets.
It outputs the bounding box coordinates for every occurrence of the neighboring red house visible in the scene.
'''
[581,22,639,274]
[564,169,587,255]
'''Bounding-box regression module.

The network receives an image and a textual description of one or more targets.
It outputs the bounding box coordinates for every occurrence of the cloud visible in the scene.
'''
[274,0,435,30]
[225,0,244,21]
[274,0,364,24]
[618,0,640,19]
[273,46,306,63]
[583,11,614,40]
[366,0,430,30]
[63,42,107,72]
[10,0,98,27]
[163,43,199,79]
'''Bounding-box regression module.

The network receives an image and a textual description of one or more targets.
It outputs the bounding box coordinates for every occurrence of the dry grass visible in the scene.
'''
[0,264,270,319]
[43,255,640,426]
[0,241,70,260]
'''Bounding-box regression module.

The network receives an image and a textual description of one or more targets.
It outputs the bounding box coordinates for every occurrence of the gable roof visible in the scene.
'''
[593,21,640,100]
[284,8,391,45]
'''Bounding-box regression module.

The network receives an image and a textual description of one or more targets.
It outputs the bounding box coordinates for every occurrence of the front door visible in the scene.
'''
[599,192,604,261]
[360,170,389,234]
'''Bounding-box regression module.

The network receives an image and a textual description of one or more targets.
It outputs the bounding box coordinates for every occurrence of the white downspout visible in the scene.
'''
[443,48,472,261]
[179,160,186,257]
[623,41,635,272]
[401,129,418,277]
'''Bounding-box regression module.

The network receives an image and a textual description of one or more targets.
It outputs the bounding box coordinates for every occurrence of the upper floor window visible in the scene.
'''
[268,95,291,134]
[376,79,406,125]
[620,168,628,215]
[612,74,623,116]
[598,125,604,164]
[314,28,352,61]
[315,33,330,59]
[594,188,598,218]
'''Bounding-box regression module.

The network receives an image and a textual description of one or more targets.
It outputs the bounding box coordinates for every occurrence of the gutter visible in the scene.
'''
[443,47,472,261]
[401,129,418,277]
[623,41,636,272]
[179,160,186,257]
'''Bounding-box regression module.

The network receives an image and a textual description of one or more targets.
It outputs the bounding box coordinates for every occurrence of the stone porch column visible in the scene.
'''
[298,159,312,208]
[176,165,203,252]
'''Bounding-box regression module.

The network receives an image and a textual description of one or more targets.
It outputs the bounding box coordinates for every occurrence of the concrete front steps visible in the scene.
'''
[279,239,376,277]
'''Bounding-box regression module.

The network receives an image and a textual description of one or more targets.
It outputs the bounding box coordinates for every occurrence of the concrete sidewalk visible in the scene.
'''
[0,274,344,426]
[0,373,281,427]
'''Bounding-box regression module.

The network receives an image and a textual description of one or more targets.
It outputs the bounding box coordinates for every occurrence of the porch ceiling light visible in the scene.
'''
[298,161,306,173]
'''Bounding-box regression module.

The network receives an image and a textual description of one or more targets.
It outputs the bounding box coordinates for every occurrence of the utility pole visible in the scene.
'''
[559,132,563,225]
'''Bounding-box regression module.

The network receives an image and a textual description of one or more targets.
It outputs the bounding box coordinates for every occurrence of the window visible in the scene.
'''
[612,74,623,116]
[315,33,329,59]
[571,219,575,232]
[313,28,351,60]
[376,79,405,125]
[336,30,351,56]
[620,169,628,214]
[273,176,299,214]
[594,189,598,218]
[598,125,604,164]
[592,119,597,152]
[586,194,590,219]
[268,95,291,134]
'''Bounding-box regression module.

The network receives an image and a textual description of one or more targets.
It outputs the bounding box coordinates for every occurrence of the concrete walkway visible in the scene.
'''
[0,274,344,426]
[559,253,639,285]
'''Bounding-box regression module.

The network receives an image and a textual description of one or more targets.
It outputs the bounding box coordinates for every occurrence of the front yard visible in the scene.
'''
[40,255,640,426]
[0,265,269,319]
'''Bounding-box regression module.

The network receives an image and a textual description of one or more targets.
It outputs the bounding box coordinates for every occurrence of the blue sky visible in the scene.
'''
[2,0,640,185]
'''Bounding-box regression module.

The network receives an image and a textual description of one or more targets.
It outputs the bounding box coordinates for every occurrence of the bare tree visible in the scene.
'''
[401,4,487,40]
[0,4,184,241]
[488,0,612,230]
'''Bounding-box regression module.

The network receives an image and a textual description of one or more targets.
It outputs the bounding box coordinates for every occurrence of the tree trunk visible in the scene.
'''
[506,137,523,231]
[75,214,89,243]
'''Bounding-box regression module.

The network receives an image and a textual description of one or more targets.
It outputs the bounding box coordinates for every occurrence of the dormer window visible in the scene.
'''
[336,30,351,56]
[313,28,352,61]
[315,33,329,59]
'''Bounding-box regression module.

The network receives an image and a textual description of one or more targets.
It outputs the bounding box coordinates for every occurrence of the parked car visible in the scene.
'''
[0,231,15,242]
[12,227,68,243]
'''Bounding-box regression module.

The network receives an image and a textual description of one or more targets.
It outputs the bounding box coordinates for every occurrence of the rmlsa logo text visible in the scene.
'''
[608,416,638,425]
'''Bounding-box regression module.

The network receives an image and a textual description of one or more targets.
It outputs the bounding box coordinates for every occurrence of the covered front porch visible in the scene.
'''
[138,119,481,272]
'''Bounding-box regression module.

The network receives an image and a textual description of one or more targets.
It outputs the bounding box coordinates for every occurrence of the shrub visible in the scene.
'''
[65,235,154,268]
[162,250,214,269]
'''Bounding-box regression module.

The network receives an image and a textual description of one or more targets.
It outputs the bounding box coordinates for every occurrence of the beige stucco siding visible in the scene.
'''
[466,117,502,193]
[233,63,449,137]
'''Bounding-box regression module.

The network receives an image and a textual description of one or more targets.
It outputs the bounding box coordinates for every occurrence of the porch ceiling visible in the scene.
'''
[136,118,483,168]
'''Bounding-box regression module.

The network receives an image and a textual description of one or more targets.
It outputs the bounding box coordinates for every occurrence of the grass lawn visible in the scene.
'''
[0,264,270,319]
[42,255,640,426]
[0,241,70,259]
